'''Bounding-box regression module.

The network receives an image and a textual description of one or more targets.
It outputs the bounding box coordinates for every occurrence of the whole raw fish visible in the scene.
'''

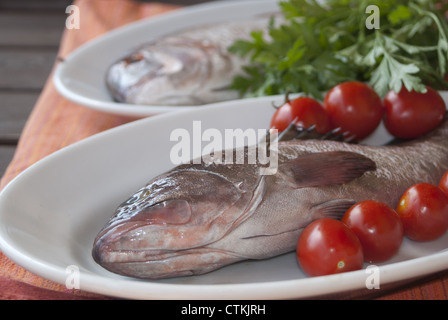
[106,16,276,106]
[92,120,448,279]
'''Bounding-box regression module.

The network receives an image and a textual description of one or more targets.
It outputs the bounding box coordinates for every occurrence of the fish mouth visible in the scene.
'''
[92,245,245,279]
[91,194,245,278]
[91,198,249,278]
[92,199,195,254]
[92,171,266,279]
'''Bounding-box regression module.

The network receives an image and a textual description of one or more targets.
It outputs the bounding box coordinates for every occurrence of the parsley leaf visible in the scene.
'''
[229,0,448,99]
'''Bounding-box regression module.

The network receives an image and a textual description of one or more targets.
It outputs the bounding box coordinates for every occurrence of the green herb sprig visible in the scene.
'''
[229,0,448,99]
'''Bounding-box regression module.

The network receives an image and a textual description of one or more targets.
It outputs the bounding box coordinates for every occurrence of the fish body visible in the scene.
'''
[106,17,275,106]
[93,120,448,279]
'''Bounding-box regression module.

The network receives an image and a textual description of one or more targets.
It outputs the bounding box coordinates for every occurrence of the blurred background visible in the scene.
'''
[0,0,217,177]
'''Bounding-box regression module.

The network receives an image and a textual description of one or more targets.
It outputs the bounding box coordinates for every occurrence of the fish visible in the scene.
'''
[105,16,278,106]
[92,120,448,279]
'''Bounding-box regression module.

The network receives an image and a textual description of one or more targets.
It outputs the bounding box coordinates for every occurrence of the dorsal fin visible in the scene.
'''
[280,151,376,188]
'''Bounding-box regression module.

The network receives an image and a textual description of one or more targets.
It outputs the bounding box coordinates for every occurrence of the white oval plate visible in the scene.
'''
[53,0,281,117]
[1,96,448,300]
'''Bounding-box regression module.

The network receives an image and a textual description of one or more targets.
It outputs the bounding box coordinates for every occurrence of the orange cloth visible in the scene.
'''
[1,0,447,300]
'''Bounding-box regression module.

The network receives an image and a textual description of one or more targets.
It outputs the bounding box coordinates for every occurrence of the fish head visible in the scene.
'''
[92,165,262,278]
[106,37,238,106]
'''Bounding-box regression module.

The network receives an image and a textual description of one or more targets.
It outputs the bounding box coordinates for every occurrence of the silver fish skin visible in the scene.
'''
[92,120,448,279]
[106,17,276,106]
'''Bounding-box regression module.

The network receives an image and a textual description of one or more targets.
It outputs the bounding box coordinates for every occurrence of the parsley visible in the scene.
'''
[229,0,448,99]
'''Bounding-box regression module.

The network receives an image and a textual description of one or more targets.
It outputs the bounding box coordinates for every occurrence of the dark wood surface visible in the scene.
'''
[0,0,215,177]
[0,1,70,176]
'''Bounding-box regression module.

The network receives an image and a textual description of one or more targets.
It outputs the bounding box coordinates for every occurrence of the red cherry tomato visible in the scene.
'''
[270,97,332,134]
[323,81,384,141]
[439,171,448,196]
[396,183,448,242]
[342,200,403,263]
[383,86,446,139]
[297,218,364,277]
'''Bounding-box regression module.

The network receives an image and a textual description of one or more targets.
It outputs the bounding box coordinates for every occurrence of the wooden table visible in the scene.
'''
[0,0,68,176]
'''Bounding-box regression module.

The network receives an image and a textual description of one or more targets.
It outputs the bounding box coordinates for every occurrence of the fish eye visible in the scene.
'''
[235,181,244,191]
[119,187,151,208]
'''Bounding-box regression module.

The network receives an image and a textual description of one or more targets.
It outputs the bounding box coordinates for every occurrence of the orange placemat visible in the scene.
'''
[1,0,448,300]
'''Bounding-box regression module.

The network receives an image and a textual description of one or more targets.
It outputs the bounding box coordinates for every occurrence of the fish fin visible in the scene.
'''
[312,199,356,220]
[281,151,376,188]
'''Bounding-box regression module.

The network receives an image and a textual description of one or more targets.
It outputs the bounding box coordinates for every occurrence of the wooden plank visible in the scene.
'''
[0,12,66,47]
[137,0,217,4]
[0,48,57,90]
[0,0,213,10]
[0,0,73,11]
[0,145,16,178]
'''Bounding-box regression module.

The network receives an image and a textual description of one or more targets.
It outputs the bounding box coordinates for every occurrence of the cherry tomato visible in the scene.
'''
[396,183,448,242]
[439,171,448,196]
[270,96,332,134]
[341,200,403,263]
[297,218,364,277]
[323,81,384,141]
[383,86,446,139]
